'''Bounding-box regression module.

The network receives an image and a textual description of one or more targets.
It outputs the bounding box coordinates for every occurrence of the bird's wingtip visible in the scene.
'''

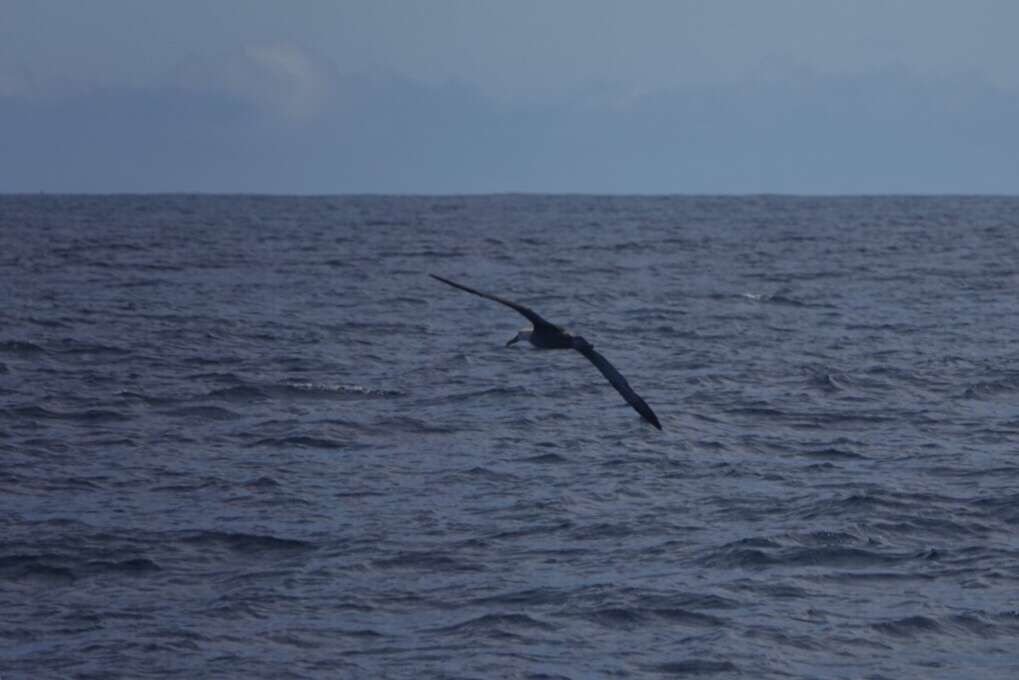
[643,408,663,430]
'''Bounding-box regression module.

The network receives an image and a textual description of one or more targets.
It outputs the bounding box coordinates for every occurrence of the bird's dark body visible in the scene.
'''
[530,325,576,350]
[430,274,663,430]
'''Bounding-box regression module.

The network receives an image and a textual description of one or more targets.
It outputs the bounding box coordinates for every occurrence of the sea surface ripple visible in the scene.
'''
[3,195,1019,679]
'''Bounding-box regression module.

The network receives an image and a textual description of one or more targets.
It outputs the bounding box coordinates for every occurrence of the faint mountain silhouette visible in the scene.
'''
[2,54,1017,193]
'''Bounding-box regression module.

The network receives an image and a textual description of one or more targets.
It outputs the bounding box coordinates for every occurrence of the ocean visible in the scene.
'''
[2,194,1019,679]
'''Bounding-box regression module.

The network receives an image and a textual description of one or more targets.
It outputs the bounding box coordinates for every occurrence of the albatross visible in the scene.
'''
[430,274,662,430]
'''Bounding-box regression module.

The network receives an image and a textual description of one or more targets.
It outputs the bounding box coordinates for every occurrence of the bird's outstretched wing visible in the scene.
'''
[430,274,557,330]
[574,342,662,430]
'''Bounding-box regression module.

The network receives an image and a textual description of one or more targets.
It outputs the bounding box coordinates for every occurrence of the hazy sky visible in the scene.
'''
[2,1,1018,193]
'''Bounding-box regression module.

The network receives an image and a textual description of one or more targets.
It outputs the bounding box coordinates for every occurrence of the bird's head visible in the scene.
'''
[506,329,531,347]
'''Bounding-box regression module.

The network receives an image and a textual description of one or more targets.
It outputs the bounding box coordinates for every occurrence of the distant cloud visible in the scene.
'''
[2,61,1018,194]
[172,44,336,123]
[0,63,58,100]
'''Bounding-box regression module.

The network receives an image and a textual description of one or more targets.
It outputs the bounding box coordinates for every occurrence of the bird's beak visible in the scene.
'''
[505,335,520,347]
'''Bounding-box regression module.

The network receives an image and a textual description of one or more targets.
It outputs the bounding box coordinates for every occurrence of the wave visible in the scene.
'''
[206,382,403,402]
[51,339,131,356]
[0,340,45,355]
[161,405,242,420]
[177,530,313,554]
[433,612,557,634]
[961,375,1019,399]
[871,615,943,638]
[650,659,740,675]
[0,554,77,584]
[584,606,725,629]
[697,536,921,570]
[740,291,813,307]
[371,416,459,434]
[84,558,161,575]
[207,385,270,401]
[372,551,485,572]
[431,385,527,404]
[8,405,131,422]
[517,452,569,464]
[803,447,869,460]
[0,552,159,583]
[248,435,350,450]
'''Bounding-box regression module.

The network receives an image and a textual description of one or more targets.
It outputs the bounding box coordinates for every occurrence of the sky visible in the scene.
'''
[2,1,1018,193]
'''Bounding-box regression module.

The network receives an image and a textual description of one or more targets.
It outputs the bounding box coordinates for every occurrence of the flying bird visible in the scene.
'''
[430,274,662,430]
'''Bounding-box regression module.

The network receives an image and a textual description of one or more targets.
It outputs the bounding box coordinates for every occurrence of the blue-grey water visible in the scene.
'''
[3,195,1019,679]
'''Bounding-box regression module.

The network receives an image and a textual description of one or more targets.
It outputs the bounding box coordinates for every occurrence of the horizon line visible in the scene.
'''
[2,191,1018,199]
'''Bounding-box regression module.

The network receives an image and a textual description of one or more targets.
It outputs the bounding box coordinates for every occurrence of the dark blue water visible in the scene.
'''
[3,195,1019,679]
